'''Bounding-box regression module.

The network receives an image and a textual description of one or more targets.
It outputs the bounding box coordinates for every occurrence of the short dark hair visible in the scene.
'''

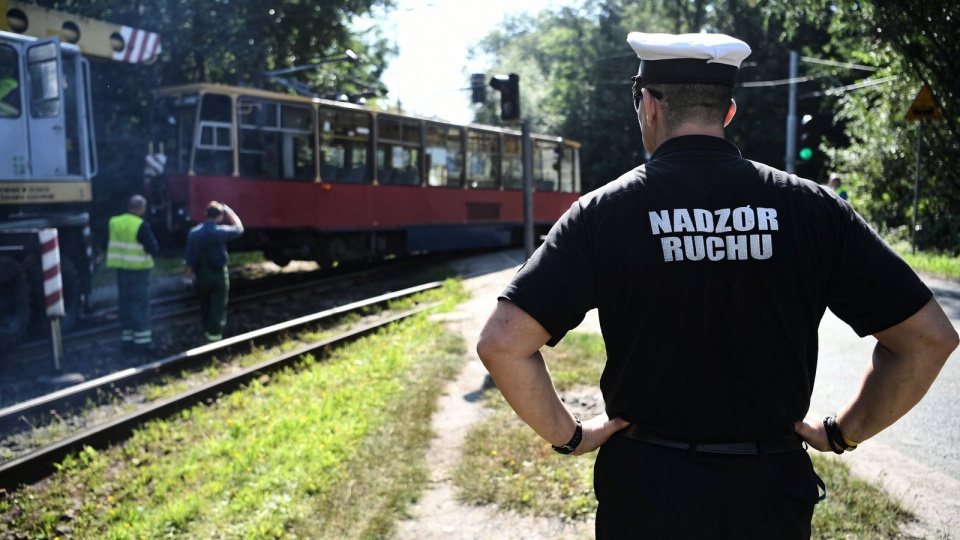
[645,83,733,131]
[206,202,224,219]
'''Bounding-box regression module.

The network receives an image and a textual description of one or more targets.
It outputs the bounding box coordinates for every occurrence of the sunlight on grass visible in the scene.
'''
[1,281,467,539]
[887,240,960,279]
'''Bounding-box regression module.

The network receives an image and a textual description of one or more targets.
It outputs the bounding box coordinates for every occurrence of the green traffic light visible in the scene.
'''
[799,147,813,161]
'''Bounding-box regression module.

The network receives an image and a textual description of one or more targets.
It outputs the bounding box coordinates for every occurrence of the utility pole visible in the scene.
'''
[904,83,942,253]
[521,118,534,258]
[784,51,799,174]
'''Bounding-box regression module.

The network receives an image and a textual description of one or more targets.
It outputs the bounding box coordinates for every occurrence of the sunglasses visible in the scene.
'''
[631,76,663,109]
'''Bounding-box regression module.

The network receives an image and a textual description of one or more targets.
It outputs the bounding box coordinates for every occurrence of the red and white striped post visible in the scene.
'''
[38,229,66,371]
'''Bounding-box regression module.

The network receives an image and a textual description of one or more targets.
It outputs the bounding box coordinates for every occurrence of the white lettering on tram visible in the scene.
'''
[650,206,778,262]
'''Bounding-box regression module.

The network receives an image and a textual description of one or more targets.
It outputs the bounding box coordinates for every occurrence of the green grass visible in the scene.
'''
[0,280,468,539]
[5,276,948,538]
[453,331,924,539]
[892,243,960,280]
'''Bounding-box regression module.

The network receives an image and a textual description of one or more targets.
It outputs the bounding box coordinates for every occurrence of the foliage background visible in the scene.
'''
[473,0,958,252]
[19,0,959,253]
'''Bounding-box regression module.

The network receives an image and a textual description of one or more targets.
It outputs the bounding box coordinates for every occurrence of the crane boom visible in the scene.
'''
[0,0,160,63]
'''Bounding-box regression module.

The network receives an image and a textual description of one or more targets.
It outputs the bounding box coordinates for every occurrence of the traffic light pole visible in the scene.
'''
[521,117,535,259]
[489,73,533,257]
[784,51,799,174]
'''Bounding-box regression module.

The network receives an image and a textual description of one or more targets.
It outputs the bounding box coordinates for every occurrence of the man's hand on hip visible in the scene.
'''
[573,413,631,456]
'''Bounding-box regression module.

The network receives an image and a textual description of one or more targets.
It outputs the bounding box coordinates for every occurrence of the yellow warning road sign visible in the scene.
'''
[905,84,942,121]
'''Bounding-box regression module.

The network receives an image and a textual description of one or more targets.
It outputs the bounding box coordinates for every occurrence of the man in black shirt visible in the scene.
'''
[476,32,958,539]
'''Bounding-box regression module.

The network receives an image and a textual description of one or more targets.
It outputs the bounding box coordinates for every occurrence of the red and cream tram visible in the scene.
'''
[145,83,581,267]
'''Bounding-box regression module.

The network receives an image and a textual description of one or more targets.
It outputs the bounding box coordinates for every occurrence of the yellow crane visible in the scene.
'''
[0,0,160,354]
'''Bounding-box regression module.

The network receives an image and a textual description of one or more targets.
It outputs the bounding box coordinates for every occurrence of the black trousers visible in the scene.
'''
[594,434,822,539]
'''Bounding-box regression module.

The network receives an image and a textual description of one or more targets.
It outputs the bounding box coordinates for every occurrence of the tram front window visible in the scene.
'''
[150,94,199,176]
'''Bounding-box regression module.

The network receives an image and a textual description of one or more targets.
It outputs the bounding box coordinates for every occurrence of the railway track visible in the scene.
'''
[5,255,441,368]
[0,280,443,492]
[0,251,470,415]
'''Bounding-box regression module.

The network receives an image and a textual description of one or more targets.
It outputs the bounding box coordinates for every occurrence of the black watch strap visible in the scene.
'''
[552,415,583,455]
[823,415,857,454]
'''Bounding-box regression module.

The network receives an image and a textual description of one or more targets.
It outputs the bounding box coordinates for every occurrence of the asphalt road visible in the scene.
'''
[809,275,960,536]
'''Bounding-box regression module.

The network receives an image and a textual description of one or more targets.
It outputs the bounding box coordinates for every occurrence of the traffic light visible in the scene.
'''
[798,114,816,161]
[489,73,520,121]
[470,73,486,103]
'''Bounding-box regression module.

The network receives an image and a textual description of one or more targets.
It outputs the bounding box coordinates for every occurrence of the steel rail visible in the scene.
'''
[0,280,442,433]
[0,281,441,491]
[7,256,438,367]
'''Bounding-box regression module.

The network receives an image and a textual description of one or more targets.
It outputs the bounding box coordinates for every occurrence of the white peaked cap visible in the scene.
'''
[627,32,752,87]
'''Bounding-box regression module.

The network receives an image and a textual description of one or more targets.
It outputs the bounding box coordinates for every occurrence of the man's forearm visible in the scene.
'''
[224,206,243,230]
[837,340,947,443]
[476,299,578,448]
[833,297,956,445]
[481,348,578,448]
[797,297,957,451]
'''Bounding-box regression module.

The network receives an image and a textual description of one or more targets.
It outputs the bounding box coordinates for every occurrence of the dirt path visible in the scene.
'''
[394,253,595,539]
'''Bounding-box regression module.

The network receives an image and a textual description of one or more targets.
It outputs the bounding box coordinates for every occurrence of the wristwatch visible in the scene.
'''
[552,415,583,455]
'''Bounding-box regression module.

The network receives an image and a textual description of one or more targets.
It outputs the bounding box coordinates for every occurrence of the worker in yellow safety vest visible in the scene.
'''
[106,195,160,353]
[828,173,849,201]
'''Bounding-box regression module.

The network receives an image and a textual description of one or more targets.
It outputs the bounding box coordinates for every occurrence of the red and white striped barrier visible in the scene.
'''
[112,26,162,64]
[38,229,65,318]
[144,152,167,178]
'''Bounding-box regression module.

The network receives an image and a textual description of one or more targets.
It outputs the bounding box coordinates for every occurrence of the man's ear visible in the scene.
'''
[723,99,737,127]
[642,89,658,125]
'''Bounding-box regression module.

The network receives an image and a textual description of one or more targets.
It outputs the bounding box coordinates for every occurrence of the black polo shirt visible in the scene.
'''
[500,135,931,443]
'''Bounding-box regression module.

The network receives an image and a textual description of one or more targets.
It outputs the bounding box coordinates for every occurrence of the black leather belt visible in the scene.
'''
[619,424,803,456]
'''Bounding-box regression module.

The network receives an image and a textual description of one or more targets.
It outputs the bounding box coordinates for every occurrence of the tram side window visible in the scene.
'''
[377,116,422,186]
[559,145,578,193]
[282,105,315,181]
[319,107,372,183]
[426,124,463,188]
[467,129,499,190]
[502,135,522,191]
[533,140,559,192]
[194,94,234,176]
[238,98,315,181]
[0,44,21,118]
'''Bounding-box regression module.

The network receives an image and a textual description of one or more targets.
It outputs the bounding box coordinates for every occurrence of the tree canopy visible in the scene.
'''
[16,0,957,252]
[21,0,394,237]
[474,0,959,252]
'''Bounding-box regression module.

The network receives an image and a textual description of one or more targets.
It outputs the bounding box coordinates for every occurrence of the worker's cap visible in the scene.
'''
[628,32,751,88]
